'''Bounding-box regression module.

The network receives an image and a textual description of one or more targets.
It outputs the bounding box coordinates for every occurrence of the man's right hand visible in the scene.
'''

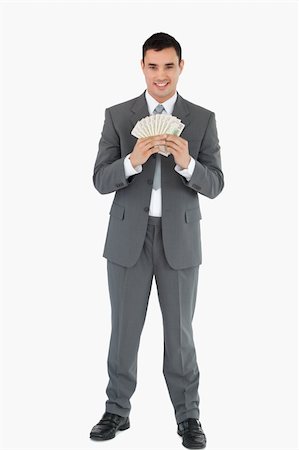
[130,134,167,168]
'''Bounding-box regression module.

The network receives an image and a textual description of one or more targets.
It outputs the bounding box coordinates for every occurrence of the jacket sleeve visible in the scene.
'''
[177,112,224,199]
[93,108,139,194]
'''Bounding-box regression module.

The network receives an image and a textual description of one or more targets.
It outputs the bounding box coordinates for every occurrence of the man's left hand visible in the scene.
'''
[164,134,191,169]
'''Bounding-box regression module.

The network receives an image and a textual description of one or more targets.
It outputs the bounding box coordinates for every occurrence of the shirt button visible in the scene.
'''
[144,207,149,212]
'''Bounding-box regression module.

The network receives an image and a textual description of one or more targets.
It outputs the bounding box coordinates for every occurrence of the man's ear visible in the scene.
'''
[140,59,144,69]
[179,59,184,73]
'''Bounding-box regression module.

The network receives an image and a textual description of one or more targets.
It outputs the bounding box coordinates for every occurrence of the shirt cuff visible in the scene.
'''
[174,156,195,181]
[124,153,142,178]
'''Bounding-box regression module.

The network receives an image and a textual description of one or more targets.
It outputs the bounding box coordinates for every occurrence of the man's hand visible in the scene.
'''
[165,134,191,169]
[130,134,167,167]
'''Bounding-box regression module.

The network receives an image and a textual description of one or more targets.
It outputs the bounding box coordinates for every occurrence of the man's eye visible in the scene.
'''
[149,67,173,69]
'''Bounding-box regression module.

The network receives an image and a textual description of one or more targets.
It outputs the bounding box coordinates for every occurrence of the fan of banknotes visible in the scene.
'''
[131,114,185,157]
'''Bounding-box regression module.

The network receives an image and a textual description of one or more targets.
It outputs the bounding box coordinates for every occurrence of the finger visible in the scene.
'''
[165,141,180,151]
[144,146,163,157]
[149,134,168,143]
[139,134,167,144]
[165,134,179,142]
[167,147,177,154]
[143,139,167,151]
[165,135,185,145]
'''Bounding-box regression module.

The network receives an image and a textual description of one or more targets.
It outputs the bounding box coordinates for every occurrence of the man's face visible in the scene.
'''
[141,47,184,103]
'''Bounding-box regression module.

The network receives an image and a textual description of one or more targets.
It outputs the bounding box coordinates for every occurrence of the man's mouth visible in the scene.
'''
[154,81,169,89]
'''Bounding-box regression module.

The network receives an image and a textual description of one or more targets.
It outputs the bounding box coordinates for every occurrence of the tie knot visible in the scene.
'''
[153,104,165,114]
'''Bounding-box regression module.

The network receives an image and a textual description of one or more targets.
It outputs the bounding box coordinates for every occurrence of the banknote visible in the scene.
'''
[131,113,185,157]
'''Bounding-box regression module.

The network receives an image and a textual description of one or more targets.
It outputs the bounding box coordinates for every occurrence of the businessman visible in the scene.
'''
[90,32,224,449]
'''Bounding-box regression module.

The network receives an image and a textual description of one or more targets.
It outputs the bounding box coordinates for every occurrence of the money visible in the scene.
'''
[131,113,185,157]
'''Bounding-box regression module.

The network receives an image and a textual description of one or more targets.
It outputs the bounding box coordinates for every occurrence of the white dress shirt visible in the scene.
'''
[123,89,195,217]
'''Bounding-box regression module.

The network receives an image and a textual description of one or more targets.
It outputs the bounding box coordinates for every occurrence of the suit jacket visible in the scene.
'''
[93,90,224,270]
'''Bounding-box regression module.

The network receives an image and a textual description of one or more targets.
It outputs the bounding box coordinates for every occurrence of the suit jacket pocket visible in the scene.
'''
[185,206,202,223]
[109,202,125,220]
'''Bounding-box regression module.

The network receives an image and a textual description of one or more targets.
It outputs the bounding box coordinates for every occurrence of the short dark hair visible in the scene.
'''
[142,32,182,63]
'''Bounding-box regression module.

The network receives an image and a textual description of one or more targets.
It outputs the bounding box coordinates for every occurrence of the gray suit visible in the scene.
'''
[93,90,224,270]
[93,90,224,424]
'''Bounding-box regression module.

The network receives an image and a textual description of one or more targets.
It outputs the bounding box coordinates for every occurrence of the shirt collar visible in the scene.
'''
[145,89,177,115]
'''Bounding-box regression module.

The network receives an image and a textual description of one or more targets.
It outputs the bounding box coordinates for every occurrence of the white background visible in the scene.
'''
[1,1,298,449]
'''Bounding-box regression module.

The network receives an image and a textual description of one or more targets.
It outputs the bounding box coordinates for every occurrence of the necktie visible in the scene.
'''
[152,104,165,190]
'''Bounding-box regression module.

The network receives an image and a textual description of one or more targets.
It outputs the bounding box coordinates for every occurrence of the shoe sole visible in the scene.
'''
[90,422,130,440]
[177,430,207,449]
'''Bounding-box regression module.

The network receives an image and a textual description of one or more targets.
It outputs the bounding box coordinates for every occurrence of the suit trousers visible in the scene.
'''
[105,215,201,424]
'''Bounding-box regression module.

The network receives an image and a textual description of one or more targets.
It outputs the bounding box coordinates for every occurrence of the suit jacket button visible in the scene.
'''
[147,179,153,185]
[144,207,149,212]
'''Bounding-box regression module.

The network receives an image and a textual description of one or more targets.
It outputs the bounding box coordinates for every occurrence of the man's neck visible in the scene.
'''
[146,89,177,104]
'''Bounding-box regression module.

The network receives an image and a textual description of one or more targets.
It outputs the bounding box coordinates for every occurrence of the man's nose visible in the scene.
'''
[157,70,167,79]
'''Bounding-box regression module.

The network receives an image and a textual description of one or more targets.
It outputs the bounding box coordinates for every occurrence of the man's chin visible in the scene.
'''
[148,87,175,101]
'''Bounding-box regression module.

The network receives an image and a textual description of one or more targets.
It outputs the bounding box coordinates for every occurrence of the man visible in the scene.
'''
[90,32,224,449]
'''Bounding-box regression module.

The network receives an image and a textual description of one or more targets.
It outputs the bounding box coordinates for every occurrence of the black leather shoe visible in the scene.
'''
[90,412,130,440]
[177,418,207,449]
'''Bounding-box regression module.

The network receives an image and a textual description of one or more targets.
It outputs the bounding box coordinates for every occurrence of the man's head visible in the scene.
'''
[141,32,184,103]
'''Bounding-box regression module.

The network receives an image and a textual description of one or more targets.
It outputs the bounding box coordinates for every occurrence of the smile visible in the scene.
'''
[154,82,169,88]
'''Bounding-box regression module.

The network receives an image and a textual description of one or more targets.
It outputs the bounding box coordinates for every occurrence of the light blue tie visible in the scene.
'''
[152,104,165,190]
